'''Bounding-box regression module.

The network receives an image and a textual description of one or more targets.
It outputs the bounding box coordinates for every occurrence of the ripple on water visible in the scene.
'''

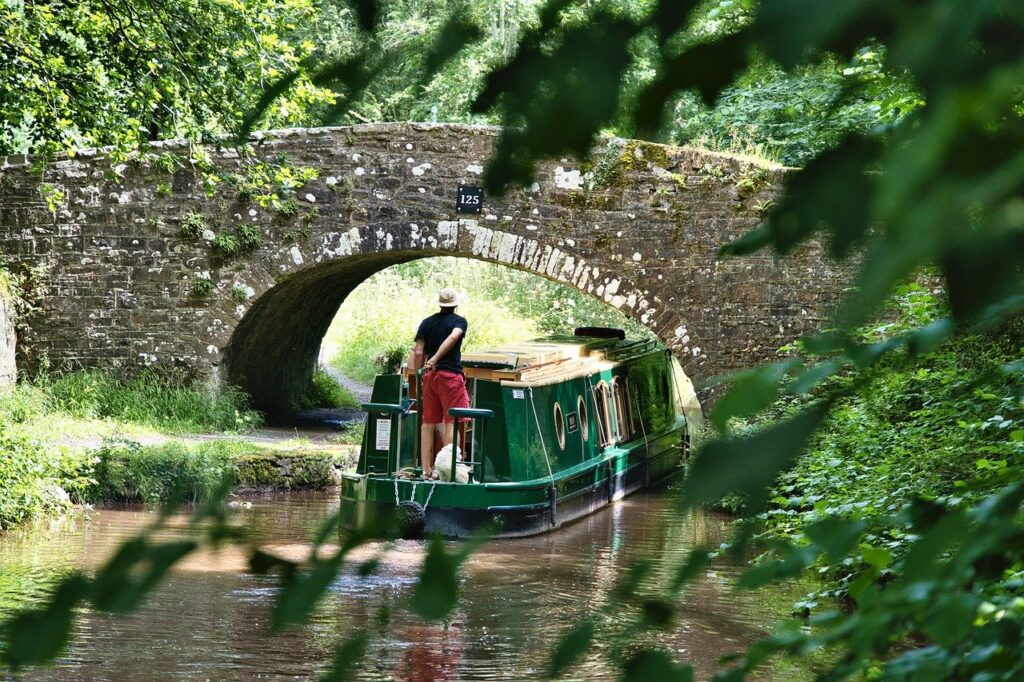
[1,490,817,680]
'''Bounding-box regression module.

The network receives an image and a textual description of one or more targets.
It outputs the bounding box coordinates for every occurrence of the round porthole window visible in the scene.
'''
[578,395,589,443]
[553,402,566,450]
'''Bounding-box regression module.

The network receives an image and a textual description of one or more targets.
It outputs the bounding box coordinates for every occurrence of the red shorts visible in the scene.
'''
[421,370,470,424]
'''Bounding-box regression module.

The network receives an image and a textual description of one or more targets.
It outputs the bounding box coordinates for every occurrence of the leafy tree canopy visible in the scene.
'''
[0,0,332,157]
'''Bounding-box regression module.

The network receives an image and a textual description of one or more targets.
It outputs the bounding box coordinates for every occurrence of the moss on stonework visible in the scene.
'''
[90,441,354,504]
[234,451,346,490]
[554,191,618,210]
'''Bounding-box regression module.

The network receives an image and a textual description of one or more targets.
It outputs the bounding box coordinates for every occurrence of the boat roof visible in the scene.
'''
[458,334,662,387]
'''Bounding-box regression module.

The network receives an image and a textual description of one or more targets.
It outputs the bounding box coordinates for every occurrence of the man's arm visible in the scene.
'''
[424,328,463,370]
[409,339,425,370]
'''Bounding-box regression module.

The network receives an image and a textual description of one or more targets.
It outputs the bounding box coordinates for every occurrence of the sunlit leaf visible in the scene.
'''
[683,402,832,513]
[411,536,460,620]
[547,620,594,678]
[710,360,797,431]
[804,517,865,562]
[621,649,693,682]
[861,546,892,571]
[0,574,89,669]
[319,633,369,682]
[272,553,345,630]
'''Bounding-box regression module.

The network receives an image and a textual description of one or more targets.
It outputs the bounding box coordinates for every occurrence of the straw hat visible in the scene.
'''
[436,287,463,307]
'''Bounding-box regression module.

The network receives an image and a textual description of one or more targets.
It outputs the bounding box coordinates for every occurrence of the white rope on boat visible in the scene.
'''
[527,386,556,483]
[394,476,436,510]
[422,482,437,511]
[395,479,420,504]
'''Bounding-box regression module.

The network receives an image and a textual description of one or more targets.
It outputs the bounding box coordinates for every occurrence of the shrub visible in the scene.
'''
[0,427,92,529]
[91,441,235,505]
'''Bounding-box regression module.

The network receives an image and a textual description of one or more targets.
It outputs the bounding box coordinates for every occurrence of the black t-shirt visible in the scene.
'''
[415,312,468,374]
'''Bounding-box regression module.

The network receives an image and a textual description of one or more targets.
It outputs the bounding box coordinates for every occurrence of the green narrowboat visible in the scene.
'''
[339,328,690,539]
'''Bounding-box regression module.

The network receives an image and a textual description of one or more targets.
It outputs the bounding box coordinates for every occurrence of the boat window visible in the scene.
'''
[578,395,589,443]
[613,377,633,442]
[553,402,566,451]
[594,382,614,445]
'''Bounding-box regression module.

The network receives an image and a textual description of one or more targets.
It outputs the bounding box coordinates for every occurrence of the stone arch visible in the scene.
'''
[225,222,695,415]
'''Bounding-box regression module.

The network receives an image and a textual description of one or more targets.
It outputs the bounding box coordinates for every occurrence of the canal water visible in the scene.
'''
[0,491,814,680]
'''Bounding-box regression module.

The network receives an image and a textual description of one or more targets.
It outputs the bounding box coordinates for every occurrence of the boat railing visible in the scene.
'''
[449,407,495,484]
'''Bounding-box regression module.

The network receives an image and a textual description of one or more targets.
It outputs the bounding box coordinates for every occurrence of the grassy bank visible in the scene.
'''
[0,369,358,530]
[0,434,355,530]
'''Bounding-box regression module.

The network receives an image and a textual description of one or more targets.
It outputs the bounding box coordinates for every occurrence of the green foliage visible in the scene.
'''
[294,368,359,410]
[230,285,251,303]
[36,184,63,215]
[0,425,92,530]
[0,0,332,157]
[237,224,263,251]
[40,369,261,434]
[90,441,235,506]
[211,232,239,257]
[274,197,301,218]
[180,212,208,240]
[673,51,921,167]
[191,276,215,298]
[236,159,319,212]
[7,1,1024,680]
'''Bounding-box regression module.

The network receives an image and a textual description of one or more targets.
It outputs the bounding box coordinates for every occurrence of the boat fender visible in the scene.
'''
[395,500,426,539]
[548,485,557,527]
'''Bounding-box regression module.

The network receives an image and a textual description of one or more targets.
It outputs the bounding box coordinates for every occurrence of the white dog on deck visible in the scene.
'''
[433,443,471,483]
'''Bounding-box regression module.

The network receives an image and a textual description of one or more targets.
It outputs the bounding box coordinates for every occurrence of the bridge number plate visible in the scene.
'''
[456,185,483,214]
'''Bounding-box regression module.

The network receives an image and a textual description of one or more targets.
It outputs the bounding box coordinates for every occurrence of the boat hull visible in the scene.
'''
[340,428,686,539]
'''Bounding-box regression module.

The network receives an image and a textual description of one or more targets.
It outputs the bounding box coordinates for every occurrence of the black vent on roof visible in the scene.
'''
[574,326,625,340]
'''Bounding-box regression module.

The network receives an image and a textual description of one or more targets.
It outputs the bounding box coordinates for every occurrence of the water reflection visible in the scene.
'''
[0,491,814,680]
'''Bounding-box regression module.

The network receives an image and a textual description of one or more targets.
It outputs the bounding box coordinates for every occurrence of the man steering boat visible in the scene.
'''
[411,287,470,479]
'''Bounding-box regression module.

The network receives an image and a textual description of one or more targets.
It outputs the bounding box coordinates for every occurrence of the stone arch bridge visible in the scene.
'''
[0,123,848,415]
